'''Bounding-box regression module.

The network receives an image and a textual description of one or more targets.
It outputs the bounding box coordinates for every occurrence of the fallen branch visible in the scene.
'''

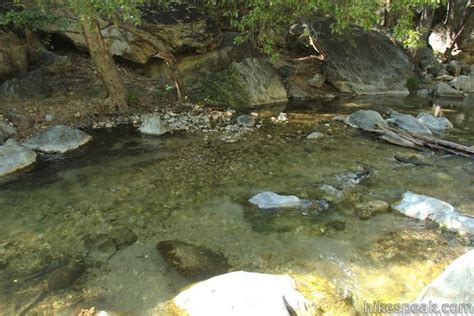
[373,123,474,159]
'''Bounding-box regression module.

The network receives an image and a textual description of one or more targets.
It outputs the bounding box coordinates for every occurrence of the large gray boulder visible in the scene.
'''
[174,271,317,316]
[387,111,432,135]
[0,32,28,83]
[344,110,387,131]
[394,192,474,235]
[230,58,288,106]
[415,250,474,306]
[309,19,413,94]
[24,126,92,153]
[0,139,37,177]
[416,112,453,133]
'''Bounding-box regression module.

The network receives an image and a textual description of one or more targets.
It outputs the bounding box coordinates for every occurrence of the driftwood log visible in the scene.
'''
[373,123,474,159]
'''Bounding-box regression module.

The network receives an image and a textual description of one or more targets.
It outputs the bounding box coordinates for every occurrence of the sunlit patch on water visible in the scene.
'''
[0,95,472,315]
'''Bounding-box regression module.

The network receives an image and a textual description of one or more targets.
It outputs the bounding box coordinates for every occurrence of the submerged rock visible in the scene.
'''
[138,115,171,136]
[387,111,432,135]
[245,193,331,234]
[46,262,84,291]
[356,200,390,220]
[394,192,474,235]
[394,153,430,166]
[24,125,92,153]
[321,166,371,197]
[0,139,37,177]
[156,240,230,279]
[414,250,474,306]
[174,271,317,316]
[416,112,453,133]
[83,234,118,263]
[249,192,305,209]
[344,110,387,131]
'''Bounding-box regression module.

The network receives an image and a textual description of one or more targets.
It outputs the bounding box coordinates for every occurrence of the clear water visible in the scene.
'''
[0,95,473,315]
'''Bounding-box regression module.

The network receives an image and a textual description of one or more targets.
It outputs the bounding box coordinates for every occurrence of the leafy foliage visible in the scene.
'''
[212,0,446,54]
[0,6,60,30]
[406,75,420,91]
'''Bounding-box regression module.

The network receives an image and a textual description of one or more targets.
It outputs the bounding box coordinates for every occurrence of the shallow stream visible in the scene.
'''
[0,95,473,315]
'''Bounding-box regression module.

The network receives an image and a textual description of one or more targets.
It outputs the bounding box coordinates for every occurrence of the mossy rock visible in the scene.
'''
[193,58,288,109]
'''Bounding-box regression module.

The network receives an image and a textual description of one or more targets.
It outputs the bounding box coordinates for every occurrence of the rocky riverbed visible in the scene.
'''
[0,95,472,315]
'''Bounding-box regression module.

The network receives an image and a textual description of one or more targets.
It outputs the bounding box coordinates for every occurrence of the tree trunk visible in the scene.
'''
[24,26,43,64]
[384,0,396,28]
[118,23,186,103]
[80,18,128,113]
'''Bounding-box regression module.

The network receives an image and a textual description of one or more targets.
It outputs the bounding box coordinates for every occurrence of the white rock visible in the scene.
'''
[414,250,474,306]
[0,139,36,177]
[174,271,316,316]
[394,192,474,235]
[249,192,302,209]
[306,132,324,139]
[138,115,171,136]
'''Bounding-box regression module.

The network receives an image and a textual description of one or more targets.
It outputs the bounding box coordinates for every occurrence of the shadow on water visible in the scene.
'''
[0,125,166,191]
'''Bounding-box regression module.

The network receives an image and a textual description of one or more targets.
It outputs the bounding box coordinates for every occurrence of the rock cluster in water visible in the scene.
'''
[345,109,454,134]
